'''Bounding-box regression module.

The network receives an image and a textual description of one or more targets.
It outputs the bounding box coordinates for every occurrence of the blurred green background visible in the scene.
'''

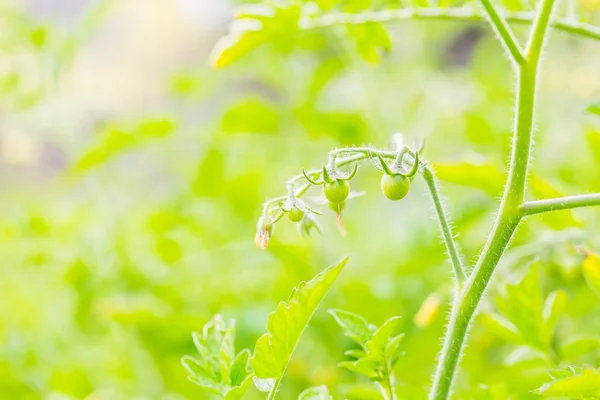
[1,0,600,399]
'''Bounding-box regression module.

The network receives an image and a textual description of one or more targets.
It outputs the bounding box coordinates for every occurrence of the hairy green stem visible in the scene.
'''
[477,0,525,64]
[521,194,600,215]
[430,0,558,397]
[422,166,466,284]
[300,8,600,42]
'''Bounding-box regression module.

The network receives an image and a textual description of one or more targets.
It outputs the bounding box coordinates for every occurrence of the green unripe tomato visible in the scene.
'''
[328,201,345,214]
[287,207,304,222]
[323,179,350,204]
[381,174,410,201]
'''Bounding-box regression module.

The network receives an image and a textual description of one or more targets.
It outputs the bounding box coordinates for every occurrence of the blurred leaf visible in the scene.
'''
[346,23,391,64]
[433,160,578,227]
[73,117,177,172]
[250,257,349,394]
[296,106,368,144]
[561,337,600,360]
[211,4,300,69]
[222,97,280,134]
[504,345,549,366]
[298,385,332,399]
[413,293,442,328]
[588,101,600,116]
[534,366,600,398]
[491,263,566,352]
[583,251,600,297]
[543,290,568,334]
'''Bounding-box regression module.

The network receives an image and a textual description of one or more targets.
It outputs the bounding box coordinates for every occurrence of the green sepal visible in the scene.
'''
[303,168,323,185]
[322,164,334,184]
[340,162,359,181]
[376,153,395,176]
[399,151,419,178]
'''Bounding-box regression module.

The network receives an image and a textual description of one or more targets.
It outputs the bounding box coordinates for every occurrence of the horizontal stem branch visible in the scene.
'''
[300,7,600,42]
[521,193,600,216]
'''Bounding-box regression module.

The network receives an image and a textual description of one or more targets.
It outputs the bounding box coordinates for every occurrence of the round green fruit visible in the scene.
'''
[323,179,350,204]
[381,174,410,201]
[287,207,305,222]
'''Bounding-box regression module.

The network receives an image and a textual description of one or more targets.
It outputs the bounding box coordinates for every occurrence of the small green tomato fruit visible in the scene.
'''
[381,174,410,201]
[287,207,304,222]
[323,179,350,204]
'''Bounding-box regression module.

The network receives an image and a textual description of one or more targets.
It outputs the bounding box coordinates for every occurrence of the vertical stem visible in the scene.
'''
[429,0,558,397]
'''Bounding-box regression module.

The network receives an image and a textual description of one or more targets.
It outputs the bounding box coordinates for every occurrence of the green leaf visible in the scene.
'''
[230,349,251,386]
[346,22,391,63]
[182,315,253,398]
[561,337,600,360]
[329,308,376,346]
[210,4,300,69]
[535,366,600,398]
[333,313,404,382]
[339,357,380,379]
[250,257,349,395]
[583,251,600,297]
[492,264,566,352]
[588,101,600,116]
[298,385,332,400]
[367,316,402,354]
[542,290,567,334]
[73,117,177,172]
[479,313,521,343]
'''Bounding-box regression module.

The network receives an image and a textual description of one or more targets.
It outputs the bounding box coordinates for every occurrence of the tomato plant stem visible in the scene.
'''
[422,166,466,284]
[521,194,600,215]
[301,8,600,43]
[429,0,558,397]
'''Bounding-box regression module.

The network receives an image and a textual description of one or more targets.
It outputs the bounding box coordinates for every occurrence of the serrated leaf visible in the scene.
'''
[250,257,349,394]
[339,357,381,379]
[583,251,600,297]
[333,312,404,382]
[224,376,253,400]
[345,349,366,359]
[183,315,253,398]
[535,366,600,398]
[366,316,402,354]
[329,308,375,346]
[298,385,332,400]
[494,264,553,351]
[230,349,251,386]
[385,334,406,368]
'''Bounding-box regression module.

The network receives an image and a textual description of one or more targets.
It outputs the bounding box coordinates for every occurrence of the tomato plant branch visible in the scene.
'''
[476,0,526,64]
[521,194,600,216]
[422,166,467,285]
[429,0,558,397]
[258,147,468,289]
[300,8,600,42]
